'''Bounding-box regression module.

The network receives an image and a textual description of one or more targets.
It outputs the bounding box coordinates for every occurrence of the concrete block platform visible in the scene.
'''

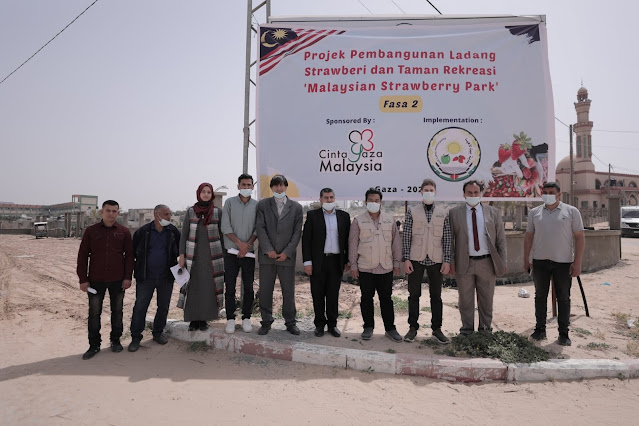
[149,318,639,383]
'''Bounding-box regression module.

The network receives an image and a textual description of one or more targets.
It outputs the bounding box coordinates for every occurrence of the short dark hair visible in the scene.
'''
[270,174,288,188]
[319,187,334,198]
[462,180,484,193]
[365,187,383,201]
[238,173,254,184]
[102,200,119,208]
[542,181,561,192]
[154,204,170,213]
[420,178,437,190]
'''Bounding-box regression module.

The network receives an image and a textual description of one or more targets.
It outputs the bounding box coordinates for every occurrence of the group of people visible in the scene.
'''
[76,174,585,360]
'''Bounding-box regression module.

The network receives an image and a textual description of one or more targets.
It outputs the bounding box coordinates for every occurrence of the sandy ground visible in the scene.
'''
[1,234,639,425]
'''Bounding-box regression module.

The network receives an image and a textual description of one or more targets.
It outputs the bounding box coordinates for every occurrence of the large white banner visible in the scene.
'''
[256,18,554,201]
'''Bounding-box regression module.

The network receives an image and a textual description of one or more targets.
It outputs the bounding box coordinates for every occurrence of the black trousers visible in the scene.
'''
[88,281,124,347]
[532,259,572,334]
[359,271,396,331]
[130,277,174,341]
[407,261,443,331]
[224,253,256,320]
[310,255,342,329]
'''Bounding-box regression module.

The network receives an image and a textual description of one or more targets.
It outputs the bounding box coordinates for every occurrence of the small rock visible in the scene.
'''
[518,288,530,298]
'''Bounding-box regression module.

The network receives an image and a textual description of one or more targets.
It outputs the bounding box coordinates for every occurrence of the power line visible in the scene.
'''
[356,0,373,14]
[391,0,407,14]
[0,0,100,87]
[554,116,571,129]
[426,0,442,15]
[591,152,608,168]
[593,129,639,134]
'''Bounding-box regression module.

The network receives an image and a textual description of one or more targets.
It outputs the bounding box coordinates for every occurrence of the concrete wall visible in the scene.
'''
[290,229,621,284]
[0,229,31,235]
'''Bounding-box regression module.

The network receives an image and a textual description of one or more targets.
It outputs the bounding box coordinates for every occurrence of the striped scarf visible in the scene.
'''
[185,206,224,307]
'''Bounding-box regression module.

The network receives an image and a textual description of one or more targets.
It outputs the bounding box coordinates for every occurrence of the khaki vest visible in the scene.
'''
[409,204,447,263]
[356,211,394,270]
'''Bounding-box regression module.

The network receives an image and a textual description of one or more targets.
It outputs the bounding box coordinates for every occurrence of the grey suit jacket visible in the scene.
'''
[449,204,507,277]
[255,197,303,266]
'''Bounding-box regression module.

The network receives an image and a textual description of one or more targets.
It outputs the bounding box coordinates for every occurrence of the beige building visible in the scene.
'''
[556,87,638,209]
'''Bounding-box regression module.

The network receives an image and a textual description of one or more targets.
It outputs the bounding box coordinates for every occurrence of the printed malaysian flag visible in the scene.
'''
[259,27,346,76]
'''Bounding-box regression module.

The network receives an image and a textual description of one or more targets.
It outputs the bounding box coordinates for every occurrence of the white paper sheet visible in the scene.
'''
[227,248,256,258]
[170,264,190,288]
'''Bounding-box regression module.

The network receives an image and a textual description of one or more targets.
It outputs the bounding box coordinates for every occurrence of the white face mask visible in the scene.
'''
[465,197,481,207]
[239,189,253,198]
[422,192,436,205]
[366,202,381,214]
[273,191,287,199]
[158,218,171,227]
[322,202,336,212]
[542,194,558,205]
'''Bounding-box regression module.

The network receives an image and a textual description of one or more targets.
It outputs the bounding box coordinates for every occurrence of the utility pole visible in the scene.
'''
[569,124,574,206]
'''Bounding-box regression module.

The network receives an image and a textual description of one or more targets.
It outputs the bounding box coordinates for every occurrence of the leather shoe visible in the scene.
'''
[188,321,198,331]
[314,327,325,337]
[111,340,123,352]
[287,324,301,335]
[258,324,271,335]
[128,340,141,352]
[198,321,209,331]
[82,346,100,360]
[328,327,341,337]
[153,334,168,345]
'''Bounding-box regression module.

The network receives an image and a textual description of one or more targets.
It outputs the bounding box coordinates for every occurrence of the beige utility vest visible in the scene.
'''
[409,204,446,263]
[356,211,394,270]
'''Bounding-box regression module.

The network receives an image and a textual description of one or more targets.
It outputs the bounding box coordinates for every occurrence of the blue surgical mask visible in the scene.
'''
[366,202,381,213]
[465,197,481,207]
[273,191,287,199]
[542,194,557,205]
[239,189,253,198]
[322,202,336,212]
[422,192,436,205]
[158,218,171,227]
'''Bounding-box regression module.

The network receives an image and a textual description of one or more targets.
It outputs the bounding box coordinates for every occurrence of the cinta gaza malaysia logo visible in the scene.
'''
[427,127,480,182]
[319,129,383,175]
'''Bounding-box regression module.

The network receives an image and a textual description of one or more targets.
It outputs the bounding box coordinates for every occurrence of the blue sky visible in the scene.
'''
[1,0,636,209]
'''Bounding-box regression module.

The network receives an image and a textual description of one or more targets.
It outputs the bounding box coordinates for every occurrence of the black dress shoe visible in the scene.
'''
[111,340,123,352]
[257,324,271,335]
[314,327,325,337]
[328,327,341,338]
[82,346,100,360]
[198,321,209,331]
[153,334,168,345]
[287,325,301,335]
[188,321,198,331]
[128,340,141,352]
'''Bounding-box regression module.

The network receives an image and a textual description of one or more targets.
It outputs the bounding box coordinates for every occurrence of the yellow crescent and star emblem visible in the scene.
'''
[261,28,290,48]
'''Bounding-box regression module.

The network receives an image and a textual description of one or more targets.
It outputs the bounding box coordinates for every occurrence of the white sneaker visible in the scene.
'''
[242,318,252,333]
[225,319,235,334]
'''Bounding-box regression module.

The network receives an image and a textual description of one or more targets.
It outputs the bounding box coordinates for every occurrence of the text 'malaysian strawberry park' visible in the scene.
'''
[301,49,499,95]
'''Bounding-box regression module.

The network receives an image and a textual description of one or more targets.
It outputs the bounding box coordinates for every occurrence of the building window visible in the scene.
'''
[593,201,598,208]
[629,181,637,188]
[581,201,588,209]
[576,136,582,157]
[588,135,592,157]
[595,179,601,189]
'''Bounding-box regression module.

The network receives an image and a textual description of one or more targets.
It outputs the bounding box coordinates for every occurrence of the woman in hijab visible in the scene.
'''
[179,183,225,331]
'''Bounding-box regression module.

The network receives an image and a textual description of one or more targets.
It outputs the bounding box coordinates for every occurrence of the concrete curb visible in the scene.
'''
[149,318,639,382]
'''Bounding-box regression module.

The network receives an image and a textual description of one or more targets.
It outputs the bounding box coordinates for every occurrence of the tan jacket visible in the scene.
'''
[409,204,447,263]
[355,211,394,270]
[449,204,507,277]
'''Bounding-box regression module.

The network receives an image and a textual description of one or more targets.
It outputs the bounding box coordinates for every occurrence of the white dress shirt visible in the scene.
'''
[465,203,490,256]
[323,209,340,254]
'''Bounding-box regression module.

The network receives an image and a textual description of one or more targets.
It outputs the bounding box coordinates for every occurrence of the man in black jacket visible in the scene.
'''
[302,188,350,337]
[128,204,180,352]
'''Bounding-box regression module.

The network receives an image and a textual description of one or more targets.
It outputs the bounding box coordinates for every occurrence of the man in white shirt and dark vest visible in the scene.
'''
[402,179,452,344]
[348,188,403,342]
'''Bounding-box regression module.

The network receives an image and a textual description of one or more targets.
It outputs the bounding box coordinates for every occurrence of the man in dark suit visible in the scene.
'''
[449,180,507,336]
[302,188,350,337]
[255,175,304,335]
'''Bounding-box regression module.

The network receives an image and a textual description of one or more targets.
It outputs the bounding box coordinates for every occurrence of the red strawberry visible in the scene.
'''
[522,168,531,179]
[498,144,511,163]
[531,168,539,180]
[527,157,535,168]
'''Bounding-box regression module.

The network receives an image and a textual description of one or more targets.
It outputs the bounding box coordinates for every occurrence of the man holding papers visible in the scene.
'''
[221,174,259,334]
[128,204,181,352]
